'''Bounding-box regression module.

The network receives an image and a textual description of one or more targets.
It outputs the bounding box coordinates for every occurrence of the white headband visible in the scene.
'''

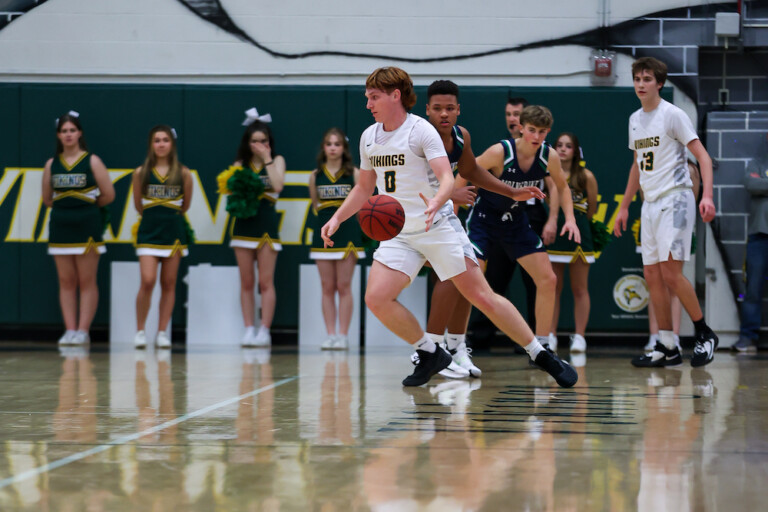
[242,107,272,126]
[55,110,80,126]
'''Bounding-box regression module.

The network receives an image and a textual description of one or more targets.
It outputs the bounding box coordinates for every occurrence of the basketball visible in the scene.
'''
[357,195,405,241]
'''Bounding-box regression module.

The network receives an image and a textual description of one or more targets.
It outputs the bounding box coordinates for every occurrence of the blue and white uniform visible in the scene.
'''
[466,138,550,261]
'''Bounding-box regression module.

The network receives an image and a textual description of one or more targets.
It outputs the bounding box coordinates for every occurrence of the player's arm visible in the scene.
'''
[91,154,115,207]
[547,152,580,243]
[452,173,471,214]
[613,153,641,236]
[475,143,506,179]
[41,158,54,208]
[308,171,319,213]
[687,139,715,222]
[180,167,193,213]
[132,167,144,214]
[423,156,454,230]
[542,176,559,245]
[584,169,598,220]
[457,128,543,202]
[321,169,376,247]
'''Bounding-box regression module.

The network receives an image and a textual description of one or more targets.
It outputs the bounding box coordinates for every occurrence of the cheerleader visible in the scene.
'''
[308,128,365,350]
[42,111,115,346]
[227,110,286,347]
[547,133,598,353]
[132,126,193,349]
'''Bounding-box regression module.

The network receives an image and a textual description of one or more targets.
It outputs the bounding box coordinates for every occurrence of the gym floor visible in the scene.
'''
[0,343,765,511]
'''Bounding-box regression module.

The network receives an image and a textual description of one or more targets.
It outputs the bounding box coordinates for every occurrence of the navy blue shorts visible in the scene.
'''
[466,206,545,261]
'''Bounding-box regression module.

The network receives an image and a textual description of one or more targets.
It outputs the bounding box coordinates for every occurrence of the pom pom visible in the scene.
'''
[225,167,265,219]
[131,218,141,245]
[590,218,611,253]
[216,165,239,194]
[184,215,196,244]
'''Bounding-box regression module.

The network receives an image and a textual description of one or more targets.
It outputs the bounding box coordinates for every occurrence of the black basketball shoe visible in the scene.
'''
[691,329,719,367]
[533,347,578,388]
[631,341,683,368]
[402,347,453,387]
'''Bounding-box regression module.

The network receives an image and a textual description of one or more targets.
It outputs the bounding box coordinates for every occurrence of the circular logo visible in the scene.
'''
[613,275,650,313]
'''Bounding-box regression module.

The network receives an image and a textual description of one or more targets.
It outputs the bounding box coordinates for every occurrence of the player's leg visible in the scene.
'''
[54,255,78,343]
[334,255,357,349]
[569,258,590,353]
[631,262,682,367]
[450,260,577,387]
[73,250,100,342]
[316,259,338,347]
[517,251,557,339]
[645,297,660,351]
[366,260,452,386]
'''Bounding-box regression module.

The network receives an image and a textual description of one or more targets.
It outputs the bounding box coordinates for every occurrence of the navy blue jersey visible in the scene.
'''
[448,125,465,174]
[475,138,550,217]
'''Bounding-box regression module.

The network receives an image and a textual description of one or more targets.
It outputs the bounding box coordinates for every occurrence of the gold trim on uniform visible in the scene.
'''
[548,247,595,264]
[152,168,170,183]
[231,233,281,250]
[59,152,89,171]
[322,166,343,184]
[49,237,105,254]
[317,200,344,211]
[52,186,99,203]
[136,240,188,257]
[311,242,365,259]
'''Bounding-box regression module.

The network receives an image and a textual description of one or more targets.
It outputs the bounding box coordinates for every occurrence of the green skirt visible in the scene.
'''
[136,207,189,257]
[547,210,594,263]
[48,203,106,255]
[230,199,282,250]
[310,207,365,260]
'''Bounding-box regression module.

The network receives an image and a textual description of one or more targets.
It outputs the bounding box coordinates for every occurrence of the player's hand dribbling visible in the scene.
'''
[321,218,339,248]
[542,219,557,245]
[561,219,581,244]
[451,186,477,207]
[508,186,546,202]
[613,208,629,236]
[699,197,716,223]
[419,193,440,232]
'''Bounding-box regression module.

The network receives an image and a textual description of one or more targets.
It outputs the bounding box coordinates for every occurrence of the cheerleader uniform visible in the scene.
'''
[229,162,282,251]
[135,169,189,257]
[48,152,106,255]
[547,181,595,263]
[309,167,365,260]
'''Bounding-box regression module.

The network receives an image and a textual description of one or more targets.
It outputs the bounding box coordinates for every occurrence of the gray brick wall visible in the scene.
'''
[706,111,768,323]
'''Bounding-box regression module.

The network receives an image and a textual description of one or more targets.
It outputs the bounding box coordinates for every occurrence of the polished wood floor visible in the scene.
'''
[0,343,765,511]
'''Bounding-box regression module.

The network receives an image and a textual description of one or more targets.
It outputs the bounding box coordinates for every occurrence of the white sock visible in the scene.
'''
[446,333,465,351]
[673,334,680,346]
[426,332,445,348]
[415,335,437,353]
[649,333,659,344]
[258,325,269,334]
[524,338,544,359]
[659,330,676,350]
[536,335,550,347]
[65,329,76,336]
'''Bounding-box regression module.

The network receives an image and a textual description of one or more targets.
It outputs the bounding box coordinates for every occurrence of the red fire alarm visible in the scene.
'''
[594,56,612,77]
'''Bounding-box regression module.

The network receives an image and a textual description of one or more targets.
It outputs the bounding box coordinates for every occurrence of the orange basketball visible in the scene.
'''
[357,195,405,241]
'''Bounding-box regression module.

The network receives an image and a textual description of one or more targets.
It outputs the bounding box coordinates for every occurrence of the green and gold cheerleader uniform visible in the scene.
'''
[135,169,189,257]
[229,162,282,251]
[48,152,106,255]
[547,182,595,264]
[310,167,365,260]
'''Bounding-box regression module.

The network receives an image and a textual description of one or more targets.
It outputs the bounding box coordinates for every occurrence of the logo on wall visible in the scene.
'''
[613,275,649,313]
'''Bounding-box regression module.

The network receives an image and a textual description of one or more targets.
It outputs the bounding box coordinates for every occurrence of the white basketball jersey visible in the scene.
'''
[360,114,448,234]
[628,99,697,202]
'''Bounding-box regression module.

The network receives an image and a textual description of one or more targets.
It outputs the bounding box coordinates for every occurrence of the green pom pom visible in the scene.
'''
[184,216,196,244]
[590,218,611,253]
[226,169,266,218]
[100,206,111,234]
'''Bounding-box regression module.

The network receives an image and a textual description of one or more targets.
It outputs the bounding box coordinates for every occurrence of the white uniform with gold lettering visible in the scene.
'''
[629,99,698,265]
[359,114,476,281]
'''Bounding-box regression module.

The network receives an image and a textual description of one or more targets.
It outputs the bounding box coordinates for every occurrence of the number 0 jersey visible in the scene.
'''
[628,99,697,202]
[359,114,449,234]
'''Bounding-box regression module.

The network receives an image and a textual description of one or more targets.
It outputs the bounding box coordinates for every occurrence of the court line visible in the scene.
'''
[0,375,298,489]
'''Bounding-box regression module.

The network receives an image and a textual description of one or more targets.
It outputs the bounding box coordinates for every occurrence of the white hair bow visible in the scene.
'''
[170,128,178,139]
[55,110,80,126]
[242,107,272,126]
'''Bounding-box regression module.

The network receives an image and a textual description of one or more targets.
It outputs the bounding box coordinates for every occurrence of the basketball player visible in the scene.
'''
[457,105,581,358]
[321,67,576,388]
[614,57,718,367]
[418,80,545,378]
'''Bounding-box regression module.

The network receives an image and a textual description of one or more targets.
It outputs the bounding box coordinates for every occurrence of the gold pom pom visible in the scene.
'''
[216,165,243,194]
[631,218,641,246]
